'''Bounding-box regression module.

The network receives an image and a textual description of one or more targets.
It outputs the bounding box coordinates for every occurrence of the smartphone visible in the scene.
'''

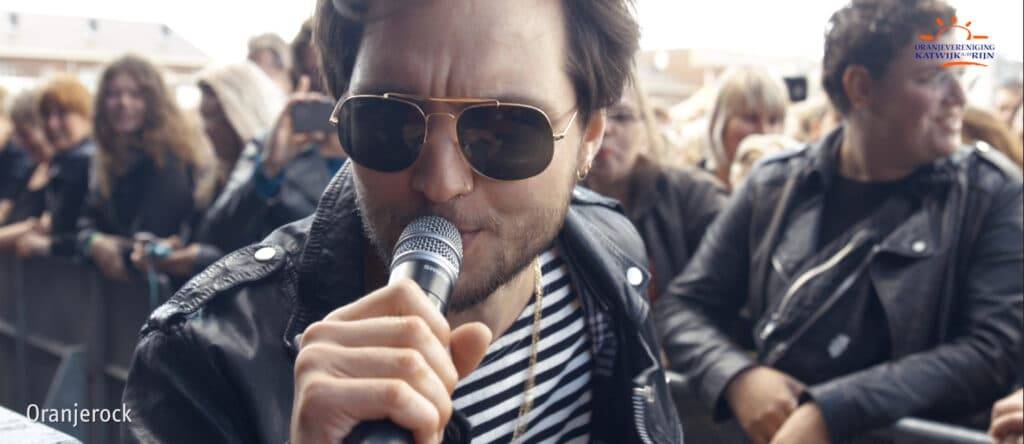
[783,75,808,103]
[291,100,335,134]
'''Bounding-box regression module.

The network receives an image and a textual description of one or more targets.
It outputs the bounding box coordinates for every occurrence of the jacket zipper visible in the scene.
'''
[759,230,868,341]
[632,385,655,444]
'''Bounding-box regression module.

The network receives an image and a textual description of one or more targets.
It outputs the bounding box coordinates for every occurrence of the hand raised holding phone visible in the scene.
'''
[262,75,336,177]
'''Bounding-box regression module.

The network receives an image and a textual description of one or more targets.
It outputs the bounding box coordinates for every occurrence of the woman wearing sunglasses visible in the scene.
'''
[124,0,684,443]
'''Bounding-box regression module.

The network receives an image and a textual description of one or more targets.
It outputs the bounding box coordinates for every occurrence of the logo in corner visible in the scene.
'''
[915,16,996,68]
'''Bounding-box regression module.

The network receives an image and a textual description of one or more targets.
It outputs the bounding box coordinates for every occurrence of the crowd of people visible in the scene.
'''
[0,19,344,288]
[0,0,1022,443]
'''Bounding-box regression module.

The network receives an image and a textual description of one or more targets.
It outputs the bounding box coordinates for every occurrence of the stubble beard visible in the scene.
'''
[355,177,575,314]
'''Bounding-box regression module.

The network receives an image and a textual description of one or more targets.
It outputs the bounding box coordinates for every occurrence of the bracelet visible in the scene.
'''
[82,232,101,255]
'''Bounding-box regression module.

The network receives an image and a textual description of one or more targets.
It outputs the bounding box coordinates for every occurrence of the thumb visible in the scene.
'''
[449,322,492,379]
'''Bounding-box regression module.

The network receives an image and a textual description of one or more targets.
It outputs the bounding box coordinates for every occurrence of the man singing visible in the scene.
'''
[123,0,684,443]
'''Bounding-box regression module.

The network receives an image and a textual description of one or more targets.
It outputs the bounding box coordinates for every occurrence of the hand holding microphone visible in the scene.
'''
[289,217,492,444]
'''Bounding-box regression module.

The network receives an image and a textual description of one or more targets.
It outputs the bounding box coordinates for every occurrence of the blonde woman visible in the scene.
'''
[705,66,789,190]
[0,89,52,252]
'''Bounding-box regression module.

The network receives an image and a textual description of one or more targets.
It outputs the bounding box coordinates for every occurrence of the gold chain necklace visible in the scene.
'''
[511,257,544,442]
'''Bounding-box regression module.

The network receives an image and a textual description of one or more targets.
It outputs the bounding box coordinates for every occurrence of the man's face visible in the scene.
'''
[346,0,595,312]
[864,40,965,168]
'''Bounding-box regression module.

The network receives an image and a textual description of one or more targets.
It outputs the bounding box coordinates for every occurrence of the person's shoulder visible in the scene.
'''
[139,216,311,337]
[746,144,811,185]
[959,142,1023,191]
[660,164,728,195]
[568,186,647,266]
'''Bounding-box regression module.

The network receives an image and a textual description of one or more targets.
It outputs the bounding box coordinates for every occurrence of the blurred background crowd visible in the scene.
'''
[0,6,1019,284]
[0,1,1021,443]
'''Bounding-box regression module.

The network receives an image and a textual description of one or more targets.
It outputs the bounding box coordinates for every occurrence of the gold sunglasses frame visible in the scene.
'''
[329,92,579,144]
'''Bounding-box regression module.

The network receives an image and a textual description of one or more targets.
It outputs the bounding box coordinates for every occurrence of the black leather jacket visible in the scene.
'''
[656,127,1023,441]
[123,164,685,444]
[621,155,727,299]
[78,155,198,241]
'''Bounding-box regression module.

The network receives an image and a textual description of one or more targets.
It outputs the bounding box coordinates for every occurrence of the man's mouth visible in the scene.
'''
[459,229,482,253]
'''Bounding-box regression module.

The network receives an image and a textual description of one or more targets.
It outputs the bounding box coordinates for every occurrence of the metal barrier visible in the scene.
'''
[0,254,167,444]
[665,370,993,444]
[0,252,998,444]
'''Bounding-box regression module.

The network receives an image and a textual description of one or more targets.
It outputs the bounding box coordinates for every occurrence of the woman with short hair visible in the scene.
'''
[14,74,95,258]
[704,66,789,190]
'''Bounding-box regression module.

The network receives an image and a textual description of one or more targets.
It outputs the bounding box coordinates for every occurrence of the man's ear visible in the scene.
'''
[577,109,606,172]
[842,65,874,112]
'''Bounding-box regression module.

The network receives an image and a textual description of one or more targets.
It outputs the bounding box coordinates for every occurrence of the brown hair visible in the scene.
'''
[823,0,955,115]
[962,105,1023,170]
[93,54,214,204]
[314,0,640,125]
[39,74,93,118]
[290,19,318,91]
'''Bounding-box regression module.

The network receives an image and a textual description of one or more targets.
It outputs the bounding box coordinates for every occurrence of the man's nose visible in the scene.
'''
[409,114,475,204]
[944,73,967,108]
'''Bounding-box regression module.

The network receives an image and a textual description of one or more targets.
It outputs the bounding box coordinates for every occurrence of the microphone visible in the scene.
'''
[344,216,463,444]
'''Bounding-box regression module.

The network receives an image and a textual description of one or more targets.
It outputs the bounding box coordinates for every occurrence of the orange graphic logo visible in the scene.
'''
[915,16,996,68]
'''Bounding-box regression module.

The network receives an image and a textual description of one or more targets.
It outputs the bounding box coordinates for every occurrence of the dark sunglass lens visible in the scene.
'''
[337,97,425,172]
[457,106,554,181]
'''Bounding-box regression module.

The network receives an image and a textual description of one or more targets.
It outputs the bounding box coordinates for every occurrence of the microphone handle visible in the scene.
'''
[343,421,414,444]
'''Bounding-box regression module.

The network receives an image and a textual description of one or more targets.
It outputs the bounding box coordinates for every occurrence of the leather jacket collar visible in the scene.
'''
[285,163,655,348]
[800,127,958,197]
[279,163,684,443]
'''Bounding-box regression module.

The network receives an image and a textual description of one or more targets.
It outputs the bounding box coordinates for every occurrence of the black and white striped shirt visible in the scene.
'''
[452,247,592,443]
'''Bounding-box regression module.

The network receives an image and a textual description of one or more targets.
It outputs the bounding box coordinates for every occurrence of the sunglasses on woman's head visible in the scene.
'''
[329,92,578,181]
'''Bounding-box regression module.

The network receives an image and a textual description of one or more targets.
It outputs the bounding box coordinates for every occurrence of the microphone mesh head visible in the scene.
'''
[392,216,463,271]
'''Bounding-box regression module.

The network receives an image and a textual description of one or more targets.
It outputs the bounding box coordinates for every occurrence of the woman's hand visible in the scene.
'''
[90,234,131,281]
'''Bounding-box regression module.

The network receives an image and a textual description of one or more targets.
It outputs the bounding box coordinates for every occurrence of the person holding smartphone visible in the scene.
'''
[198,74,347,254]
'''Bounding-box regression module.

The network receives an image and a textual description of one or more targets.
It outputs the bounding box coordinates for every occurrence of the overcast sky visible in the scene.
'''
[3,0,1022,63]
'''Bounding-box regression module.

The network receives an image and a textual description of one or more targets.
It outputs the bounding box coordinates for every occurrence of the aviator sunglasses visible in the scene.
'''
[329,92,578,181]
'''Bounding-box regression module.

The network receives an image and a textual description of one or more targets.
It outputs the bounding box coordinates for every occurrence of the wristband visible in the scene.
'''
[82,232,101,255]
